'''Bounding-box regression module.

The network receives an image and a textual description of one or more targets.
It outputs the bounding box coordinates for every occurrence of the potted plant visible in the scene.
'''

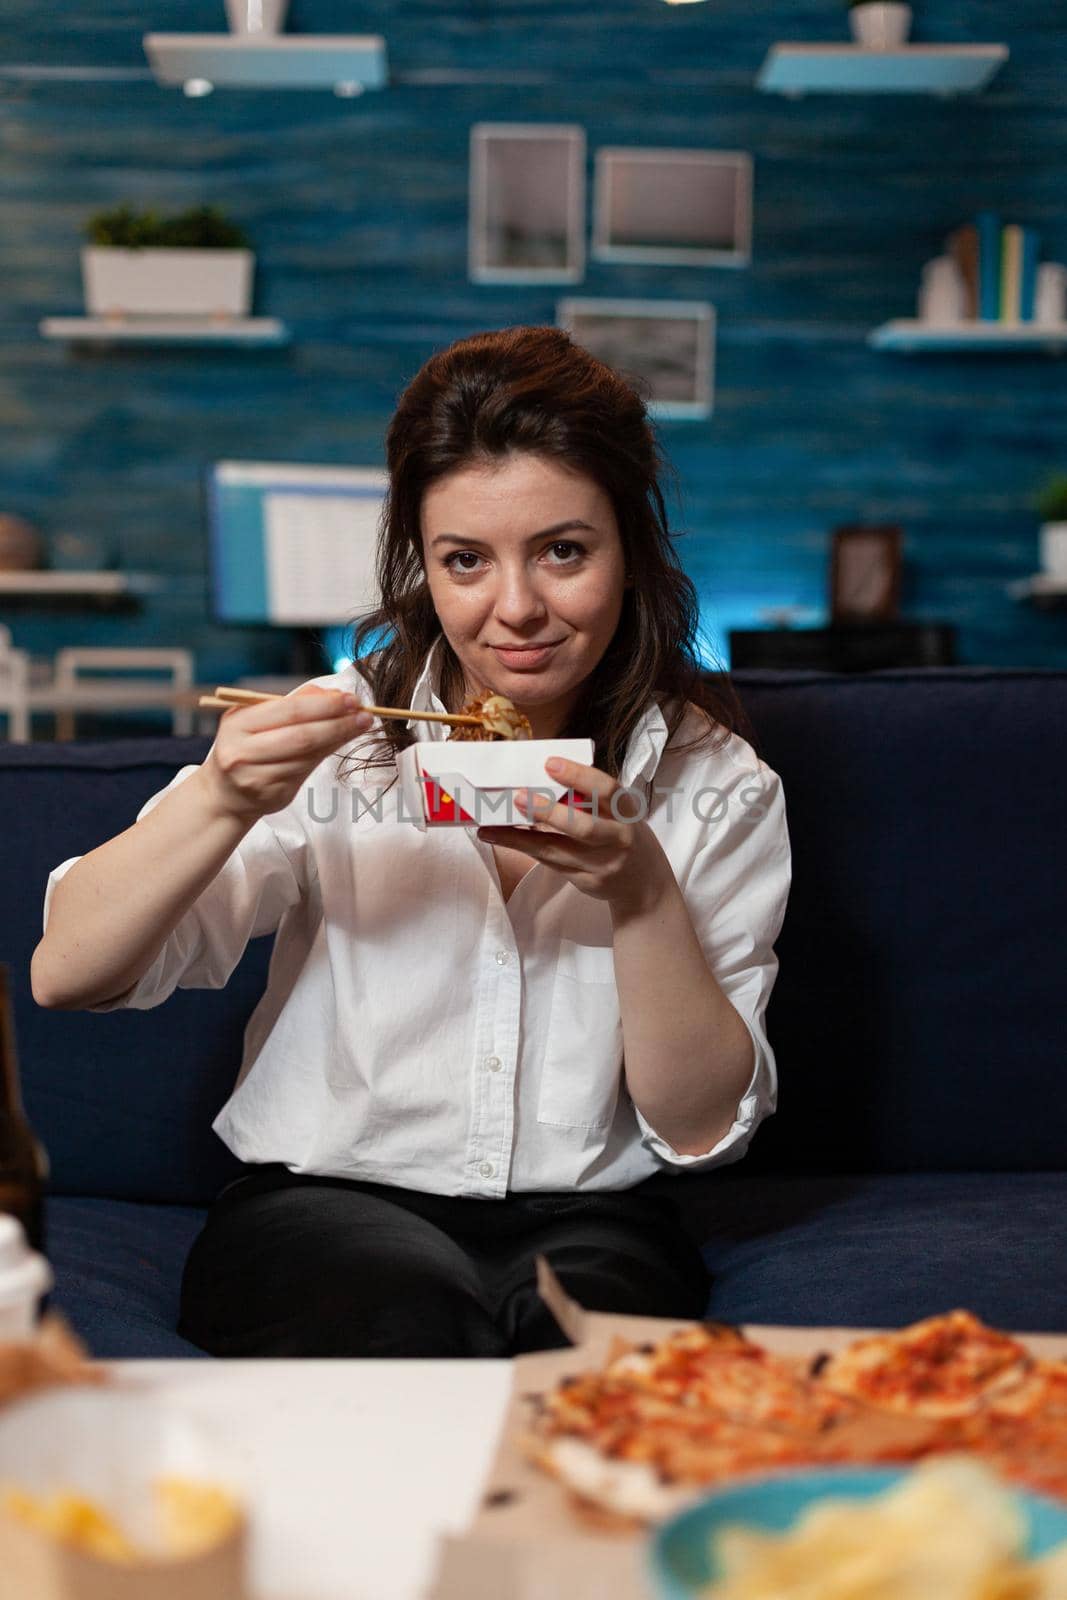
[847,0,913,49]
[81,206,254,319]
[1036,474,1067,580]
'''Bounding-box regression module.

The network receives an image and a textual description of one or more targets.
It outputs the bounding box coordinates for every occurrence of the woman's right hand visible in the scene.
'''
[199,685,374,824]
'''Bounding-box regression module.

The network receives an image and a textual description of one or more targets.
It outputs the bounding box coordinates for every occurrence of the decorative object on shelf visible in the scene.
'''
[592,149,752,268]
[0,516,43,572]
[829,525,903,622]
[225,0,288,33]
[1035,475,1067,582]
[81,205,253,319]
[757,43,1006,96]
[1036,264,1067,328]
[469,125,585,284]
[47,531,116,572]
[847,0,913,49]
[918,256,968,323]
[557,298,715,421]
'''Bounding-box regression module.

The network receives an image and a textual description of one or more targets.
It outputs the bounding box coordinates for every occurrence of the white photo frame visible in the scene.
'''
[469,124,586,284]
[557,298,716,420]
[592,148,752,267]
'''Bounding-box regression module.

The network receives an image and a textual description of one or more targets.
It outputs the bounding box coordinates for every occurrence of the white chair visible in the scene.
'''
[53,648,195,740]
[0,624,32,742]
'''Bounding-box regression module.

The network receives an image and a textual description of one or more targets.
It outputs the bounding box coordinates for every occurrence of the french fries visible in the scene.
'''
[0,1474,241,1563]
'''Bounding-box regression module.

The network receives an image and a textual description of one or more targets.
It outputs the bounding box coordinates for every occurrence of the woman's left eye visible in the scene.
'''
[546,541,583,564]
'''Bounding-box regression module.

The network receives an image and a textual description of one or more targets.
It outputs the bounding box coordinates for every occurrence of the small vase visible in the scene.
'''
[224,0,289,35]
[1040,523,1067,580]
[849,3,913,49]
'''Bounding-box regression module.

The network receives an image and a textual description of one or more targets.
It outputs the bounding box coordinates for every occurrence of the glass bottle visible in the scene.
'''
[0,962,49,1254]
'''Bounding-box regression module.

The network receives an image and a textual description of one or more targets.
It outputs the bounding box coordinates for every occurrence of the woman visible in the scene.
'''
[33,325,791,1358]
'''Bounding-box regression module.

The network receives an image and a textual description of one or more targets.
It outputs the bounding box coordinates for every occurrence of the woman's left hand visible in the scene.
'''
[476,756,672,914]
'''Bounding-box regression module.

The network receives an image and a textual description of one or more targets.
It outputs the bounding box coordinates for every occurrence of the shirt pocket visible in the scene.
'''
[537,937,623,1130]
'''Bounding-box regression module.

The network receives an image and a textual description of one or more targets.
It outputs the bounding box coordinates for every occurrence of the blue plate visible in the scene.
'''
[649,1467,1067,1599]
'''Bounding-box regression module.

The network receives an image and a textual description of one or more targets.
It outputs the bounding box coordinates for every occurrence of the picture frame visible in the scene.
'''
[468,124,586,284]
[556,298,716,420]
[592,148,753,267]
[829,525,904,622]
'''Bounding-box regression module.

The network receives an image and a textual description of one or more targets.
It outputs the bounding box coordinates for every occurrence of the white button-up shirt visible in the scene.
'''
[42,640,792,1196]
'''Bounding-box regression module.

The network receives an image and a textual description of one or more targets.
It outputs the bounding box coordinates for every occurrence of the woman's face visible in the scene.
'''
[420,452,629,739]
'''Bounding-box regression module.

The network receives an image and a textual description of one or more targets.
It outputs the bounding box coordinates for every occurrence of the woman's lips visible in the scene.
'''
[490,642,560,669]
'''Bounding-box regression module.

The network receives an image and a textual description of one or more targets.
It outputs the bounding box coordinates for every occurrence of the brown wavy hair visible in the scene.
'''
[337,324,753,786]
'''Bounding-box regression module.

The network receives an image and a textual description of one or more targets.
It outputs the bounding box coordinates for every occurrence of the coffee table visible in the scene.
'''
[107,1359,514,1600]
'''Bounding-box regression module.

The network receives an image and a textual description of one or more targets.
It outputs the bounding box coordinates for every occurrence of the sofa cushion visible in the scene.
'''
[734,669,1067,1174]
[2,737,252,1204]
[47,1195,208,1359]
[674,1171,1067,1331]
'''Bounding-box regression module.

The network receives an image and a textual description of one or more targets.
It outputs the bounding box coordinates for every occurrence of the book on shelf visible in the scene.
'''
[945,215,1043,324]
[947,223,979,319]
[1001,224,1024,322]
[976,210,1001,321]
[1019,226,1040,322]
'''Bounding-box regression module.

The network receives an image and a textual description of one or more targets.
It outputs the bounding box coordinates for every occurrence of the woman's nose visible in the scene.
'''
[493,566,548,626]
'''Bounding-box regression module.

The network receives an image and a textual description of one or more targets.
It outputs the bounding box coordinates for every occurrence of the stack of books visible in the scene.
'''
[946,214,1042,322]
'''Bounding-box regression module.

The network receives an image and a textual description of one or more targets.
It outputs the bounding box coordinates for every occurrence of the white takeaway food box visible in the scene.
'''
[396,738,594,828]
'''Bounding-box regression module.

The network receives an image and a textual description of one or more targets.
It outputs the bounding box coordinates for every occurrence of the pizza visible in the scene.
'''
[522,1310,1067,1524]
[813,1310,1034,1419]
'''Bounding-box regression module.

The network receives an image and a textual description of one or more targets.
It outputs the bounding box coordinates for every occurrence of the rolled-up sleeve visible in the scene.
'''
[634,756,792,1171]
[41,765,311,1013]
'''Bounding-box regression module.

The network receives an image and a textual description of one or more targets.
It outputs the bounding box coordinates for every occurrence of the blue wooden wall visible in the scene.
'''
[2,0,1066,683]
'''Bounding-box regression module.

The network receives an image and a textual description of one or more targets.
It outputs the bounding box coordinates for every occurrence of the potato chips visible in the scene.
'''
[707,1458,1067,1600]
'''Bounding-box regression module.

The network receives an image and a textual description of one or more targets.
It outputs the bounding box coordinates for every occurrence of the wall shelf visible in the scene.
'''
[0,571,160,612]
[869,320,1067,353]
[143,34,387,93]
[40,316,290,347]
[1008,575,1067,607]
[757,44,1008,97]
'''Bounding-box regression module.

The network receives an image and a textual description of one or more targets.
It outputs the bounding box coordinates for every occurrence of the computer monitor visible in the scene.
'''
[206,461,388,627]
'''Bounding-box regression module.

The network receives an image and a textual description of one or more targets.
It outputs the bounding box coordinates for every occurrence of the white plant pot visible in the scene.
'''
[81,247,254,318]
[849,2,913,48]
[225,0,289,33]
[1040,522,1067,580]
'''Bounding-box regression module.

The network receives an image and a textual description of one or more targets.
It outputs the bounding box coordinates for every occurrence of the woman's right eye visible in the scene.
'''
[443,551,484,575]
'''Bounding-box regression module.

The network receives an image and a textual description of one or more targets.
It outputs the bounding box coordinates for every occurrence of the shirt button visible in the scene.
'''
[484,1054,502,1073]
[494,949,510,966]
[479,1161,495,1178]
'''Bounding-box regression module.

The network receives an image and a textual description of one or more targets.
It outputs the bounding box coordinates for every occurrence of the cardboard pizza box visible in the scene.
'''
[396,738,593,828]
[426,1258,1067,1600]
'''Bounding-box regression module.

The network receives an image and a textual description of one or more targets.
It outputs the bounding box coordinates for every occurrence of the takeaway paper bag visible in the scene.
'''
[0,1386,249,1600]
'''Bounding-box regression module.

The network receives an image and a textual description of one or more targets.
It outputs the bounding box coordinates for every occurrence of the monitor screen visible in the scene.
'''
[206,460,388,626]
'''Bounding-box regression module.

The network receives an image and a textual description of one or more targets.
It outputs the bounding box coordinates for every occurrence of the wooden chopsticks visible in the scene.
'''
[197,685,484,729]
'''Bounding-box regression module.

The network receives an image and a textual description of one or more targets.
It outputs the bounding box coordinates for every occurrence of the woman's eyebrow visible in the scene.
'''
[429,519,597,550]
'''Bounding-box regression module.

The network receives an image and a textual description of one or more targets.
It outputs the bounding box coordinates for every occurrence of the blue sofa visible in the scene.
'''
[5,668,1066,1357]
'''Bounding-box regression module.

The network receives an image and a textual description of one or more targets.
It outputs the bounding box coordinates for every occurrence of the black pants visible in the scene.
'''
[178,1165,711,1358]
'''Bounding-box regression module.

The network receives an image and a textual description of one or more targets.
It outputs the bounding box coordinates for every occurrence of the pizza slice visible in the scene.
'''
[814,1310,1033,1419]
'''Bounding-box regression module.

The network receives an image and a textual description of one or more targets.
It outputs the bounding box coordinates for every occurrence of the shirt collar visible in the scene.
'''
[407,634,671,783]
